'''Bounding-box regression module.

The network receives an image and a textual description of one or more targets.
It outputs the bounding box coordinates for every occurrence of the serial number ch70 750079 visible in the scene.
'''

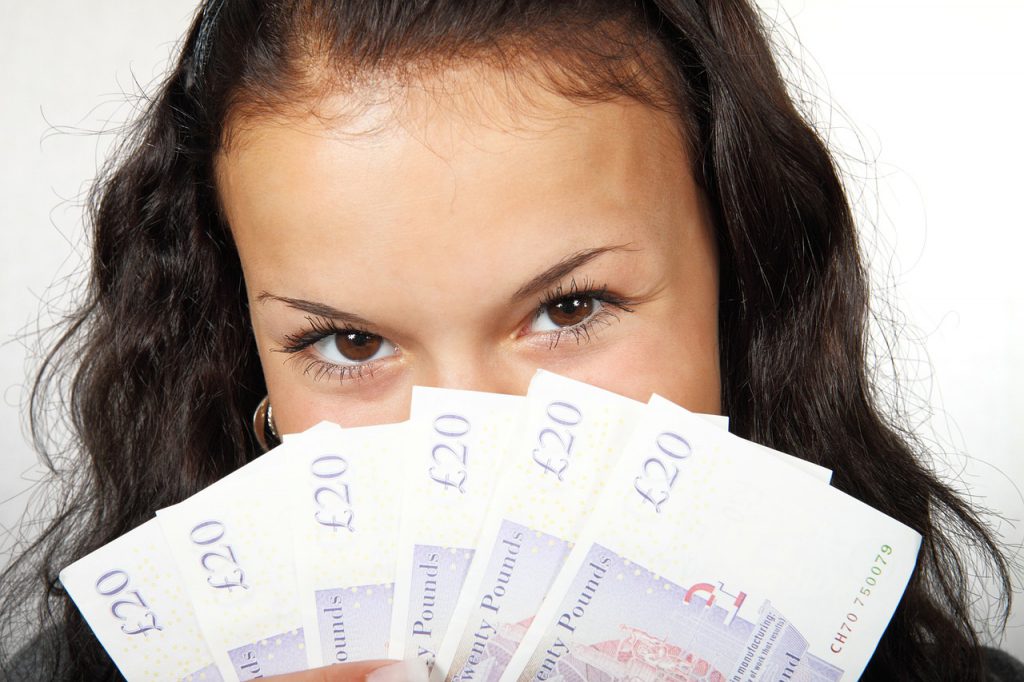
[830,544,894,654]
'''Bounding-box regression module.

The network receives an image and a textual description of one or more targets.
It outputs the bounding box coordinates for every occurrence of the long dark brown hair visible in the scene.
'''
[1,1,1012,679]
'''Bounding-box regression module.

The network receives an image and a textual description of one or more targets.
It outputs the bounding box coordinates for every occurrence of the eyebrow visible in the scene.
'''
[257,243,635,322]
[255,292,376,328]
[511,245,634,301]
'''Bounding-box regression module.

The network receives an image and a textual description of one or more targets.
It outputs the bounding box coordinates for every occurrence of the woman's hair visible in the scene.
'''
[1,1,1012,679]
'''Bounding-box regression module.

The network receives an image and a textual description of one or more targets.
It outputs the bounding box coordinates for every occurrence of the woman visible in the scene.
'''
[1,0,1019,680]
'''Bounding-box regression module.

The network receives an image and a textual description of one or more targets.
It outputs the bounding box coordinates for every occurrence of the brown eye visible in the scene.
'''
[333,331,383,361]
[310,328,396,366]
[536,296,601,330]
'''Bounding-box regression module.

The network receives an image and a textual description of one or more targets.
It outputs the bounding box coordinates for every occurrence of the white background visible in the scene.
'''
[1,0,1021,658]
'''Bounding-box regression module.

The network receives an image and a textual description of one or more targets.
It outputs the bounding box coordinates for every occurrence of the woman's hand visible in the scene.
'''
[264,659,428,682]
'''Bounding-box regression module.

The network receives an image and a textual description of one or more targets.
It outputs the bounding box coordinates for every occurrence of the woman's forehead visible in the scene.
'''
[215,68,705,304]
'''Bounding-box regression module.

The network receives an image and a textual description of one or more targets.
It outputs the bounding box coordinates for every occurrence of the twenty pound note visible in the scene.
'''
[59,518,221,681]
[390,387,526,666]
[156,443,307,681]
[431,371,645,682]
[284,421,410,667]
[502,395,922,682]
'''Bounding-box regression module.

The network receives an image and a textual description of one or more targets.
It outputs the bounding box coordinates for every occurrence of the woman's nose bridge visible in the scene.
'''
[416,348,528,396]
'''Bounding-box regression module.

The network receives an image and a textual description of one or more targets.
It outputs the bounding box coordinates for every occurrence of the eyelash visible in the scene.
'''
[275,279,637,383]
[535,277,636,349]
[276,315,377,384]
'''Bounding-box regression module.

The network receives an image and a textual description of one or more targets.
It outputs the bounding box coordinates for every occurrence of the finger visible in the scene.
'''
[264,659,429,682]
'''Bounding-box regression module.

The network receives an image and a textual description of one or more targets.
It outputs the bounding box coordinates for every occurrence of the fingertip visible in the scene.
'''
[364,659,430,682]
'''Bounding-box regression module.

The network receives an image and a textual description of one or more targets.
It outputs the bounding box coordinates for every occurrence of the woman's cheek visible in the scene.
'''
[542,288,719,413]
[522,325,720,415]
[259,344,412,432]
[267,375,415,432]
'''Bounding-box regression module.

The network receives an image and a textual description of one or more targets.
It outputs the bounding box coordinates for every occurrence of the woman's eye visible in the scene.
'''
[531,295,604,332]
[312,330,396,365]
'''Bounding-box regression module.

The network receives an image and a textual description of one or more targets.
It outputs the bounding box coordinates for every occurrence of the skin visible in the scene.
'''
[216,64,720,680]
[264,660,398,682]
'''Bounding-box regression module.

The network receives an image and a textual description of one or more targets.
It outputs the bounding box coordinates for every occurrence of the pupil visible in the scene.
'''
[334,331,382,361]
[548,297,593,327]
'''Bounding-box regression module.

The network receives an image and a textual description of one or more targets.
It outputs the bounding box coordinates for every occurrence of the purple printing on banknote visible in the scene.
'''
[449,519,573,682]
[525,543,844,682]
[406,544,475,663]
[315,583,394,665]
[227,628,306,680]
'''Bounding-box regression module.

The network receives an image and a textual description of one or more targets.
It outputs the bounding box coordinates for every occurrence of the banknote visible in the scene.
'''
[503,394,921,682]
[156,443,307,681]
[284,421,410,666]
[430,371,648,682]
[59,518,221,681]
[389,387,526,666]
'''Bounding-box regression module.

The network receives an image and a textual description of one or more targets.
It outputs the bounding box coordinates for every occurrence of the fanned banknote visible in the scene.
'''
[283,421,410,666]
[59,518,221,681]
[430,371,648,682]
[428,373,815,682]
[60,379,919,682]
[389,387,526,666]
[502,394,921,682]
[156,443,307,681]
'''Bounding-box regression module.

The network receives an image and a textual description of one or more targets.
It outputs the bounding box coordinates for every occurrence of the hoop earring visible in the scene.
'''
[252,395,280,452]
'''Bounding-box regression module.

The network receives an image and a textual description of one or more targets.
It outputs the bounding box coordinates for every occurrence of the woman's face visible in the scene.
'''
[215,66,721,432]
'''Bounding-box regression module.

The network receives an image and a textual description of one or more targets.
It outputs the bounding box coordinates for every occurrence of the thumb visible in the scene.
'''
[264,659,429,682]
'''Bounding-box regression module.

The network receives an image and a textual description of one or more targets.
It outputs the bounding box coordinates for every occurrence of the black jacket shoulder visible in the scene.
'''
[985,647,1024,682]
